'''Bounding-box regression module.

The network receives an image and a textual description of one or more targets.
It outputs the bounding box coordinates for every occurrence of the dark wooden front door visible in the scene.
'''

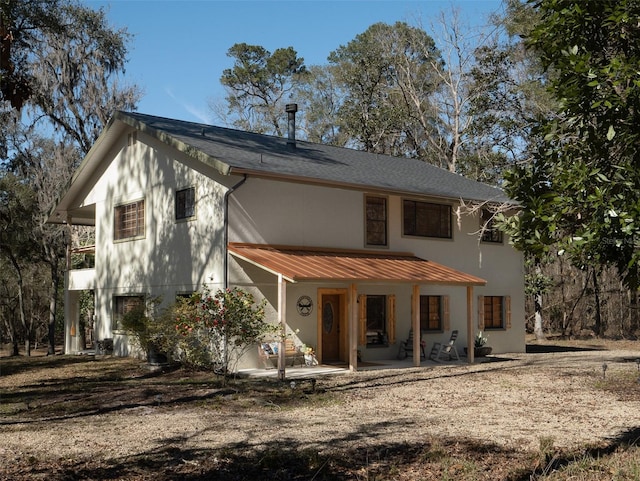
[321,294,341,362]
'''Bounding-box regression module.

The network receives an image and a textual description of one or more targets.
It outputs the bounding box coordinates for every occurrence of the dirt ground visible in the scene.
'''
[2,338,640,480]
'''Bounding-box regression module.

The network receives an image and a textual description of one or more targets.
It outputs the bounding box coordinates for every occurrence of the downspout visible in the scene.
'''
[223,174,247,289]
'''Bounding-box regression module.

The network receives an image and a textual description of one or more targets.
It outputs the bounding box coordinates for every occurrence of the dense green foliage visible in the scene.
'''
[503,0,640,290]
[220,43,306,136]
[220,18,516,176]
[0,0,139,354]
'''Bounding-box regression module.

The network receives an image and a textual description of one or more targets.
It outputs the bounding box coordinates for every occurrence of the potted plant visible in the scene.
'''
[473,331,492,357]
[300,344,318,366]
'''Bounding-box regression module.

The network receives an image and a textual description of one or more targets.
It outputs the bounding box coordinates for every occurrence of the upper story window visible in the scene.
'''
[365,195,387,246]
[481,209,503,243]
[114,199,145,241]
[176,186,196,220]
[403,199,452,239]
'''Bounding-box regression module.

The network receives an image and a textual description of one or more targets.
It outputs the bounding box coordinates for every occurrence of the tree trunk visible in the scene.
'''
[534,261,546,340]
[47,267,60,355]
[9,252,32,356]
[629,282,639,336]
[593,269,603,336]
[1,300,20,356]
[534,292,545,339]
[559,256,568,333]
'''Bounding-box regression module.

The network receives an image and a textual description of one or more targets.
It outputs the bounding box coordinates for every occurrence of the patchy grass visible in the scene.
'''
[0,355,337,422]
[2,341,640,480]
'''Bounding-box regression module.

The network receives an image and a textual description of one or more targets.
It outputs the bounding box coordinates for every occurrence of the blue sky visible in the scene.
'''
[84,0,504,125]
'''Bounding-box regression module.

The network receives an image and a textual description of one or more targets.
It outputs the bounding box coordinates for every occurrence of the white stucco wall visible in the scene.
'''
[79,131,234,341]
[228,177,525,358]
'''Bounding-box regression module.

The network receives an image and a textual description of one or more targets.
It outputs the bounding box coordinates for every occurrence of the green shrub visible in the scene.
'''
[160,286,276,373]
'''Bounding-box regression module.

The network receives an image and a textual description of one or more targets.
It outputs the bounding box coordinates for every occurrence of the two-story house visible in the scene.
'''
[50,110,524,370]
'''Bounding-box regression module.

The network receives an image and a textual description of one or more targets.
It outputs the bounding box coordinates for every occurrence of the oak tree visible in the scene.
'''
[220,43,306,136]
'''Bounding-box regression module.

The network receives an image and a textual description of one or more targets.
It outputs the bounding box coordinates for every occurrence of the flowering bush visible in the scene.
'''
[161,286,275,373]
[164,294,212,369]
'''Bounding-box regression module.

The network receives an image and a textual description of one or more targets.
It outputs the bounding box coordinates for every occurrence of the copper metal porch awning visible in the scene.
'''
[227,243,486,286]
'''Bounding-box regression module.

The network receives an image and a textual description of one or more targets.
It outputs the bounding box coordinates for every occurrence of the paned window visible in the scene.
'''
[358,294,396,346]
[176,187,196,220]
[481,209,503,243]
[365,195,387,246]
[483,296,504,329]
[403,200,451,238]
[420,295,443,331]
[113,295,144,331]
[114,200,145,240]
[366,295,387,344]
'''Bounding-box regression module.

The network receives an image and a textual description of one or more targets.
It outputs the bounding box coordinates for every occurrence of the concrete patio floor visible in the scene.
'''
[238,356,478,379]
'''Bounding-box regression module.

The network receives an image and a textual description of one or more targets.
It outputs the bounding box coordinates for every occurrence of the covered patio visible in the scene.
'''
[239,354,502,380]
[228,243,486,378]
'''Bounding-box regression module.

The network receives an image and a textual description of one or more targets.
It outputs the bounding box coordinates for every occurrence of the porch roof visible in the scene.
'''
[227,243,486,286]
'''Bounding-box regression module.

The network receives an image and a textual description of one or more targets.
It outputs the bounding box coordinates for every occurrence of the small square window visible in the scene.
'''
[176,187,195,220]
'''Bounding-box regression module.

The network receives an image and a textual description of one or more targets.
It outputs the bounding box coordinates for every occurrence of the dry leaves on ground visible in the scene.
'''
[1,340,640,480]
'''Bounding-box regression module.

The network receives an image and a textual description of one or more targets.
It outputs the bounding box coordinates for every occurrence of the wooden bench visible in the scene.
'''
[258,339,304,368]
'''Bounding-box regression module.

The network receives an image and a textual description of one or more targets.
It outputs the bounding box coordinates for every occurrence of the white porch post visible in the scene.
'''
[467,286,474,364]
[412,284,420,367]
[349,283,358,372]
[64,214,75,354]
[64,287,77,354]
[277,273,287,380]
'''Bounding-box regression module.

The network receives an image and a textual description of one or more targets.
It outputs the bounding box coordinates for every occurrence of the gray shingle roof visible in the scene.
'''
[119,111,511,204]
